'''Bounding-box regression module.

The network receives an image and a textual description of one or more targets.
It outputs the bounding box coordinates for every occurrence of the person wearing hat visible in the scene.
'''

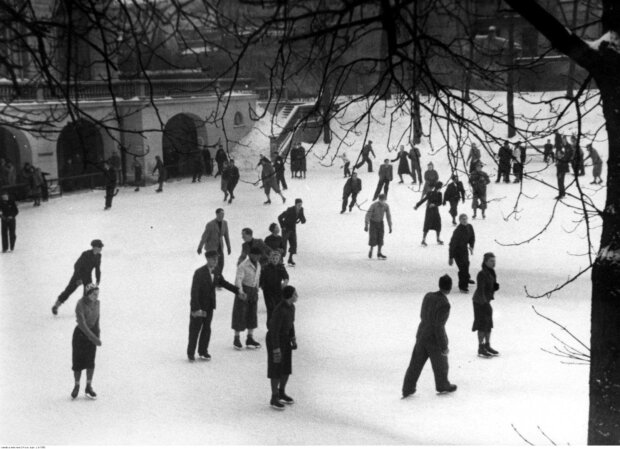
[365,193,392,259]
[469,162,490,219]
[0,190,18,252]
[267,285,298,410]
[71,283,101,400]
[264,223,286,257]
[197,208,231,275]
[354,140,376,173]
[188,250,242,361]
[232,246,263,350]
[402,274,457,398]
[472,252,500,358]
[372,158,393,201]
[53,240,104,315]
[421,162,439,197]
[278,199,306,267]
[415,181,444,246]
[443,174,465,225]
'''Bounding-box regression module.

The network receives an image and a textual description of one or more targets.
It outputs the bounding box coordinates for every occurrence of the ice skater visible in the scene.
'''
[103,161,117,210]
[274,155,288,191]
[421,162,439,197]
[443,175,465,225]
[472,252,500,358]
[232,247,263,350]
[238,228,271,266]
[214,144,228,178]
[278,199,306,267]
[543,138,555,163]
[496,141,512,183]
[132,157,143,192]
[415,181,444,246]
[466,142,481,174]
[0,191,18,252]
[265,223,286,256]
[227,159,240,204]
[341,172,362,213]
[372,158,393,201]
[53,240,103,315]
[586,143,603,184]
[339,152,351,177]
[220,161,230,201]
[409,144,422,185]
[197,208,232,274]
[260,249,289,326]
[448,214,475,293]
[258,156,286,205]
[469,162,490,219]
[364,193,392,259]
[392,145,415,183]
[354,140,376,172]
[267,285,298,410]
[402,274,457,398]
[153,155,165,192]
[71,284,101,400]
[188,250,242,361]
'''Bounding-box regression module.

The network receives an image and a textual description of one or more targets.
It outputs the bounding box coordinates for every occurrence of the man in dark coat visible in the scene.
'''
[555,148,570,199]
[227,159,240,204]
[103,161,117,210]
[449,214,475,293]
[554,130,563,154]
[274,155,288,191]
[469,162,490,219]
[53,239,104,315]
[267,285,298,410]
[354,140,376,172]
[402,274,457,398]
[0,191,18,252]
[188,250,242,361]
[238,228,271,266]
[443,175,465,225]
[409,145,422,184]
[109,151,122,185]
[260,249,290,326]
[214,145,228,178]
[278,199,306,266]
[496,141,512,183]
[543,138,555,163]
[373,159,393,201]
[341,172,362,213]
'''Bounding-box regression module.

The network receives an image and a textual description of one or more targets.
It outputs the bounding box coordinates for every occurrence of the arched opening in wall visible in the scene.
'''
[233,111,244,126]
[0,127,32,198]
[162,113,207,179]
[57,120,104,191]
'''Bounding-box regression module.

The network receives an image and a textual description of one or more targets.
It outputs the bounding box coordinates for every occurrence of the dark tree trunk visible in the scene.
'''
[411,91,422,144]
[566,0,580,98]
[507,14,516,138]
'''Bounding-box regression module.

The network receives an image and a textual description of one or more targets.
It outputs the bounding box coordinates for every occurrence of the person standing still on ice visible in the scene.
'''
[449,214,475,293]
[197,208,231,274]
[373,159,393,201]
[53,240,103,315]
[354,140,376,172]
[214,144,228,178]
[103,161,117,210]
[340,152,351,178]
[188,250,241,361]
[260,249,289,327]
[543,138,555,163]
[274,155,288,191]
[421,162,439,197]
[341,172,362,214]
[392,145,415,184]
[226,159,240,204]
[402,274,457,398]
[443,175,465,225]
[571,135,585,176]
[0,191,18,252]
[278,199,306,267]
[265,223,286,257]
[153,155,165,193]
[267,285,298,410]
[555,148,570,199]
[586,143,603,185]
[132,157,143,192]
[409,144,422,185]
[469,162,490,219]
[232,247,263,350]
[472,252,500,358]
[70,284,101,400]
[365,193,392,259]
[415,181,444,246]
[496,141,512,183]
[466,143,481,174]
[258,156,286,205]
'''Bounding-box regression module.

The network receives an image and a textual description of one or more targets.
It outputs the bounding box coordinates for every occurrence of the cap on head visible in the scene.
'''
[91,239,104,248]
[85,283,99,295]
[205,250,219,259]
[378,194,387,201]
[282,285,296,300]
[295,198,303,205]
[439,274,452,291]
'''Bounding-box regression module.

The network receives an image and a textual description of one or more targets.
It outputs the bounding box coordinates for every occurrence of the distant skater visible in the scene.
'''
[469,162,490,219]
[232,247,263,350]
[227,159,240,204]
[415,182,444,246]
[133,157,143,192]
[392,145,415,183]
[258,156,286,205]
[421,162,439,197]
[364,193,392,259]
[409,144,422,185]
[586,143,603,184]
[443,175,465,225]
[402,274,457,398]
[71,284,101,400]
[372,159,393,201]
[278,199,306,267]
[449,214,475,293]
[197,208,231,274]
[341,172,362,213]
[472,252,500,358]
[103,161,117,210]
[153,156,166,193]
[354,140,376,172]
[0,191,18,252]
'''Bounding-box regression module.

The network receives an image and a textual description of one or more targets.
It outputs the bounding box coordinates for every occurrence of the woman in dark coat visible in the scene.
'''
[392,146,414,183]
[414,181,444,246]
[472,252,499,358]
[267,285,298,410]
[421,162,439,197]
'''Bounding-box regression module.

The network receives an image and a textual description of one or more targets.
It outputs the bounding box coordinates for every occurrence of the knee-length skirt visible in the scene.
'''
[72,326,98,371]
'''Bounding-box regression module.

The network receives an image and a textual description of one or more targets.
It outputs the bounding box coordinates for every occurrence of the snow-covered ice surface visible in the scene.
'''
[0,93,604,445]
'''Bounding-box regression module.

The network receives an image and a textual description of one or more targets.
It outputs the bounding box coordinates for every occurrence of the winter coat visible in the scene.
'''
[260,263,289,300]
[343,177,362,196]
[361,143,375,158]
[0,198,18,219]
[556,150,570,174]
[274,158,286,175]
[498,145,512,169]
[190,265,237,311]
[589,148,603,177]
[378,163,393,181]
[237,238,271,266]
[423,169,439,187]
[215,149,228,164]
[73,250,102,284]
[470,170,490,196]
[392,151,411,175]
[268,300,296,349]
[264,234,286,254]
[444,181,465,204]
[199,219,230,253]
[104,167,117,189]
[365,201,392,227]
[472,265,499,305]
[227,166,240,188]
[278,206,306,231]
[409,147,421,169]
[415,291,451,351]
[449,223,475,259]
[416,190,443,232]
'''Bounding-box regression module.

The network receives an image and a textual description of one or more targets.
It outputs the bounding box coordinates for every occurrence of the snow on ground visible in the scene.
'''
[0,93,605,445]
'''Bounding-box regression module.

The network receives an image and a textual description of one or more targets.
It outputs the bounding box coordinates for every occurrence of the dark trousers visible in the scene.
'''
[373,179,390,201]
[1,218,16,251]
[355,156,373,172]
[276,172,288,190]
[454,253,470,290]
[411,164,422,183]
[215,162,224,177]
[343,162,351,177]
[58,275,88,304]
[342,193,358,212]
[448,200,458,220]
[402,340,449,395]
[192,166,203,182]
[227,180,238,197]
[544,152,554,163]
[496,167,510,183]
[187,309,214,357]
[105,187,115,208]
[557,171,566,196]
[157,176,164,191]
[283,229,298,255]
[217,246,225,274]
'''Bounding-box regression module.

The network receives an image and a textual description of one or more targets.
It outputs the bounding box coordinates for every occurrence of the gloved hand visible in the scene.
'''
[273,349,282,363]
[290,337,297,350]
